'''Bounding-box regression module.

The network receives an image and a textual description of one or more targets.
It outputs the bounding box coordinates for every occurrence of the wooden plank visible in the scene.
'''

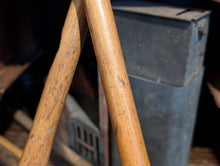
[188,147,220,166]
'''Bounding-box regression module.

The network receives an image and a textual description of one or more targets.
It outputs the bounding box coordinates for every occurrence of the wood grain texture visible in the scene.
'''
[18,1,88,165]
[83,0,151,165]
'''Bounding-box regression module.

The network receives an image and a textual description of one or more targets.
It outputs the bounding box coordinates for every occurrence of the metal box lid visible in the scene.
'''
[112,1,210,22]
[112,1,210,86]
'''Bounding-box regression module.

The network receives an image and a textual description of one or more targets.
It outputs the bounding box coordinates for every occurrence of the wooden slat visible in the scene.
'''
[188,147,220,166]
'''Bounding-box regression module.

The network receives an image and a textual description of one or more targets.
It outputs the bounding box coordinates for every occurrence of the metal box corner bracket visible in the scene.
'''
[112,0,210,86]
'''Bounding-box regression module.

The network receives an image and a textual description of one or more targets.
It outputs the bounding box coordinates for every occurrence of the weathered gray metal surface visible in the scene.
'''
[110,1,208,166]
[111,68,204,166]
[112,1,209,21]
[112,1,210,86]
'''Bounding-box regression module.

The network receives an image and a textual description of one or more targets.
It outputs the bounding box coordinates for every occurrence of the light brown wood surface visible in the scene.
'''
[0,135,23,159]
[83,0,151,165]
[18,1,87,165]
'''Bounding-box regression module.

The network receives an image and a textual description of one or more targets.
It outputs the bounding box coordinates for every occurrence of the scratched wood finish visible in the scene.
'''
[83,0,151,165]
[18,1,87,165]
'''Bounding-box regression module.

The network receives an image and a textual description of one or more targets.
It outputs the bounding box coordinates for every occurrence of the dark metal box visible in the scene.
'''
[110,1,209,166]
[111,68,204,166]
[112,1,210,86]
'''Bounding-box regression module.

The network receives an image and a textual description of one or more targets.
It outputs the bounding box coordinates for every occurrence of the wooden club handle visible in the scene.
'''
[83,0,151,165]
[19,1,87,165]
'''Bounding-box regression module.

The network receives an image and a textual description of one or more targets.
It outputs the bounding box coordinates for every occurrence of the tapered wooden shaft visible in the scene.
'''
[84,0,151,165]
[19,1,87,165]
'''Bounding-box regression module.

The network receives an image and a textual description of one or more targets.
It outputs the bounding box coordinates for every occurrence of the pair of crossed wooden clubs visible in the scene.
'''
[19,0,151,165]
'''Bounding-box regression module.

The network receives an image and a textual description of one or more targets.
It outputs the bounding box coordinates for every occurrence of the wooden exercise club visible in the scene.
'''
[19,0,151,165]
[19,0,87,165]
